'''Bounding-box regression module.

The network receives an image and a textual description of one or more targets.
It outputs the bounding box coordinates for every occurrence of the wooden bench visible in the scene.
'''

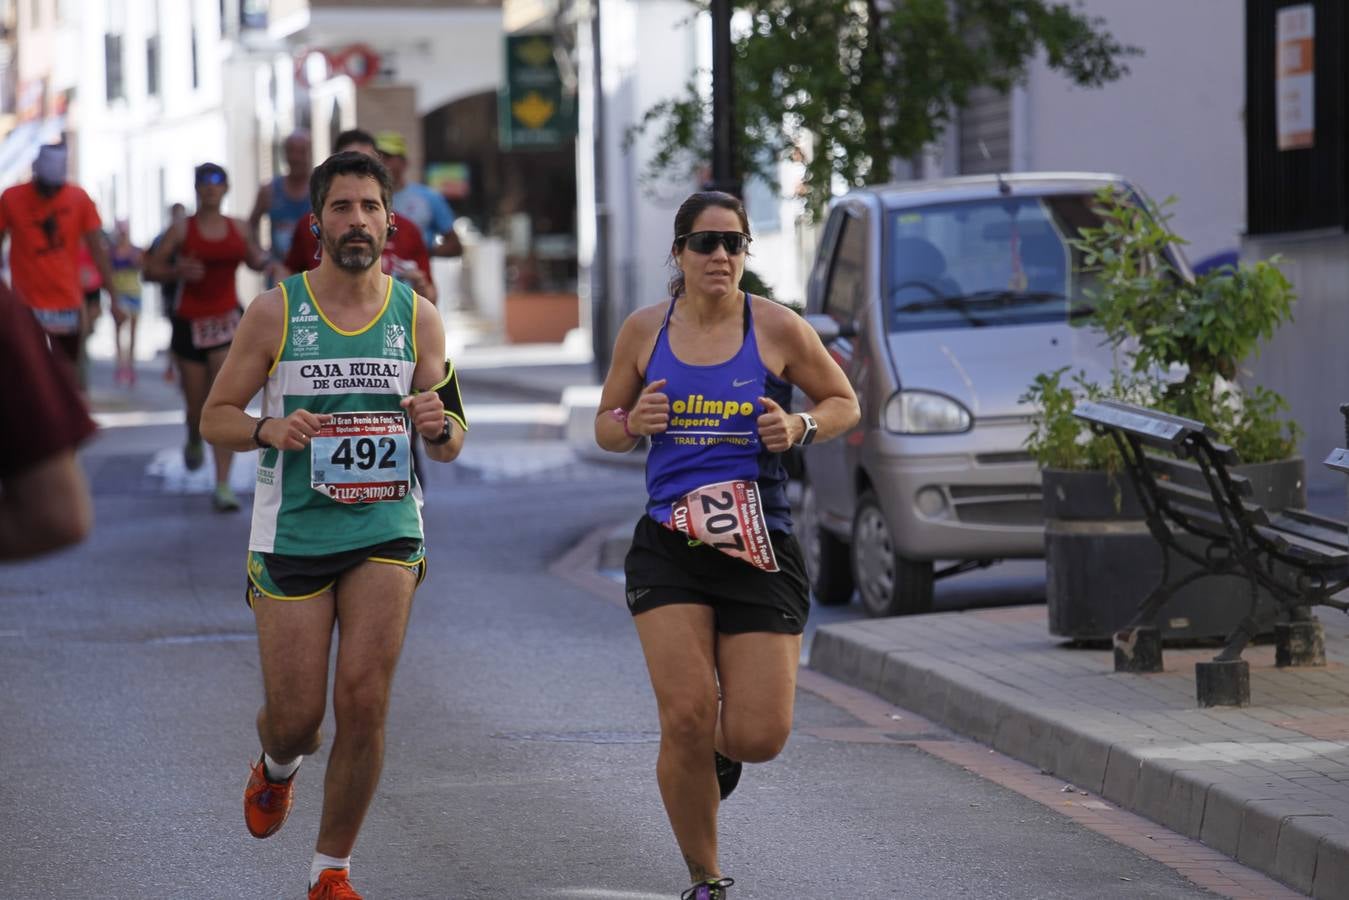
[1072,399,1349,706]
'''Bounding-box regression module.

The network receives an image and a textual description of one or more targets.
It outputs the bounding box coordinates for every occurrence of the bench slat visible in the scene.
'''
[1073,400,1197,452]
[1144,454,1253,497]
[1153,478,1268,523]
[1269,512,1349,551]
[1253,524,1349,565]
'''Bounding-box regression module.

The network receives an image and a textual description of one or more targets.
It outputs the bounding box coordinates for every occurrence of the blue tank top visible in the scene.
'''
[268,176,312,259]
[644,292,794,532]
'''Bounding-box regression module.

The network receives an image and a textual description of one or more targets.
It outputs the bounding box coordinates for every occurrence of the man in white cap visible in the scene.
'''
[0,143,116,380]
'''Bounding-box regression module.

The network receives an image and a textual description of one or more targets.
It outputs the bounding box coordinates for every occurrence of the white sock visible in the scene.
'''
[263,753,301,782]
[309,853,351,888]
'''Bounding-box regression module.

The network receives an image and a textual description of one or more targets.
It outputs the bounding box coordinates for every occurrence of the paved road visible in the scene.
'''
[0,412,1229,899]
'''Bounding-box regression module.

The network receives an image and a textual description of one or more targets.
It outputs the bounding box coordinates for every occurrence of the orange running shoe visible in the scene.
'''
[243,756,295,839]
[309,868,363,899]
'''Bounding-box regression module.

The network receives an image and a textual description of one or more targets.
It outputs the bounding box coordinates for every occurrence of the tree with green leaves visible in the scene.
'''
[630,0,1139,217]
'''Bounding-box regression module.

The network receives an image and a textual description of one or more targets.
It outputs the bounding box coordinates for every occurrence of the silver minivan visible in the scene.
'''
[797,172,1183,617]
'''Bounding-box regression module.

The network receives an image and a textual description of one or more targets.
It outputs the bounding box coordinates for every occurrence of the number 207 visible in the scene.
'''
[698,491,745,551]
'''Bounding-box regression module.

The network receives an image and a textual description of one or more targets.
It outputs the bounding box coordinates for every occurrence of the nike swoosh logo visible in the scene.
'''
[732,378,755,387]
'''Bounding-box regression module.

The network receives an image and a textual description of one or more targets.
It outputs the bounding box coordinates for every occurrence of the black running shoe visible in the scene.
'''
[681,876,734,900]
[714,751,742,800]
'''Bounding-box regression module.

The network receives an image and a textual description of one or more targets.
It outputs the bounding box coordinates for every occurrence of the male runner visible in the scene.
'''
[200,150,467,899]
[280,129,438,304]
[248,130,312,286]
[0,143,117,380]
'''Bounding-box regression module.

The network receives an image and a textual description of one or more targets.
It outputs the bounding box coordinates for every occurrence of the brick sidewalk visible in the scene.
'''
[810,605,1349,898]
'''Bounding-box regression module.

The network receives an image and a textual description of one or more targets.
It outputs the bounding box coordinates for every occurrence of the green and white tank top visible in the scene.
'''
[249,271,423,555]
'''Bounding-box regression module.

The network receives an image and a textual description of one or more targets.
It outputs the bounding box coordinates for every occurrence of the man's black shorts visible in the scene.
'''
[623,515,810,635]
[245,537,426,607]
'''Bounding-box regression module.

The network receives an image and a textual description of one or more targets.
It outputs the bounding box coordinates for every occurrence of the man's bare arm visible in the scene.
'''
[0,453,93,560]
[247,183,271,245]
[405,294,464,462]
[201,291,288,452]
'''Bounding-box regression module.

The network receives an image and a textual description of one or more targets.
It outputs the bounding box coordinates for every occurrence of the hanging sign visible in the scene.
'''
[499,34,576,150]
[1276,4,1314,151]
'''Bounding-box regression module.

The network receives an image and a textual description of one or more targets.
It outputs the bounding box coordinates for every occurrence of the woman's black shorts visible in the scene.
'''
[623,515,810,635]
[170,314,233,363]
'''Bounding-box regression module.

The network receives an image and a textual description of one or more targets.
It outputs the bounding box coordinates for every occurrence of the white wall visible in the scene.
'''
[589,0,809,321]
[71,0,286,346]
[1020,0,1244,264]
[282,8,503,115]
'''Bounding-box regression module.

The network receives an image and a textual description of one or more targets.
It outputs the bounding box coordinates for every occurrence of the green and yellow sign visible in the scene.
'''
[499,34,576,150]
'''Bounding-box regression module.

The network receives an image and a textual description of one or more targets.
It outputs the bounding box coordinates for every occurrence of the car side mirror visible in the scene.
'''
[805,314,854,344]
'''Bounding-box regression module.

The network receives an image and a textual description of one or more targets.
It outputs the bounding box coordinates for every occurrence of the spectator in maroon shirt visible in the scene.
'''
[0,280,96,559]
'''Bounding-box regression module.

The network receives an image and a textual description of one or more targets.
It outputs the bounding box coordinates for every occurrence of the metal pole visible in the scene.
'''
[589,0,613,379]
[708,0,741,197]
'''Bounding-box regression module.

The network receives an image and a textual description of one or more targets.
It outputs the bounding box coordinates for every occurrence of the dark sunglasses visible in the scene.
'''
[679,230,751,255]
[196,171,227,186]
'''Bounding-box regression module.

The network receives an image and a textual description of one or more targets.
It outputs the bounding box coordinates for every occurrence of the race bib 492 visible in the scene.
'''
[310,411,412,504]
[666,479,780,572]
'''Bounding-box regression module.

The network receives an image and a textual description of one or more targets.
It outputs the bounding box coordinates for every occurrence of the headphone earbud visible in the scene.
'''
[386,224,399,240]
[310,223,320,238]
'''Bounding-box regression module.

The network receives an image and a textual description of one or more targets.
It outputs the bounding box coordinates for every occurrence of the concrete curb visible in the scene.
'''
[809,622,1347,898]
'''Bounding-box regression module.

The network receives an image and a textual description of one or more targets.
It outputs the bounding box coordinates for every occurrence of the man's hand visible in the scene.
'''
[263,410,333,451]
[401,391,447,441]
[629,378,669,437]
[756,396,800,453]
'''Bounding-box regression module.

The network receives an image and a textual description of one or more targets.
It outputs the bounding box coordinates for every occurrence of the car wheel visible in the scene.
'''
[851,490,934,617]
[799,479,854,606]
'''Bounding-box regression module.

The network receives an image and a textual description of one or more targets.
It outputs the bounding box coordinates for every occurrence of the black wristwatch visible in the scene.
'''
[426,416,453,446]
[252,416,274,449]
[794,412,818,447]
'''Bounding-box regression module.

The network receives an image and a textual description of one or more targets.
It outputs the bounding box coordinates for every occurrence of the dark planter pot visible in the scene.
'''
[1043,459,1306,642]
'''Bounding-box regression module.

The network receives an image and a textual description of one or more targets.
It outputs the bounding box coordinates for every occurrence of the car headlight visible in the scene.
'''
[883,390,972,434]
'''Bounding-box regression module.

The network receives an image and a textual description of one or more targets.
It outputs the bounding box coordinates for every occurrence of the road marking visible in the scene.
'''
[549,891,669,899]
[93,402,566,430]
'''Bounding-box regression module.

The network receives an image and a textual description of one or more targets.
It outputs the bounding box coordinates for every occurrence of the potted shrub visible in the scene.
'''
[1027,188,1302,641]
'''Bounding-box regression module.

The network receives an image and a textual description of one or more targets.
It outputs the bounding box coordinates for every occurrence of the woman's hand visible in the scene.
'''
[177,256,206,282]
[756,395,800,452]
[628,378,669,436]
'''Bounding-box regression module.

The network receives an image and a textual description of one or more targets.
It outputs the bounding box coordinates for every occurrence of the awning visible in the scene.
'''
[0,116,67,191]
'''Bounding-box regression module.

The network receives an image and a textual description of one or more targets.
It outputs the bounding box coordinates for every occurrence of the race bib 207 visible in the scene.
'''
[666,479,780,572]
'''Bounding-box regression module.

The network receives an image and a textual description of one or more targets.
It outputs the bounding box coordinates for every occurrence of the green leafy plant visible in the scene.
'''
[628,0,1138,219]
[1024,189,1300,468]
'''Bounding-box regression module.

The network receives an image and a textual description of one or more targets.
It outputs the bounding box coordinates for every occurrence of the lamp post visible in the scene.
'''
[707,0,741,197]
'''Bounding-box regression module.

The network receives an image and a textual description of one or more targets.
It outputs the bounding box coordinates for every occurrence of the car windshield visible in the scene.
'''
[885,192,1106,332]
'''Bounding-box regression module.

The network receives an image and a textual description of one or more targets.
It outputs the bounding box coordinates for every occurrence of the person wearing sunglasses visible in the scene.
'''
[144,162,269,511]
[595,191,859,900]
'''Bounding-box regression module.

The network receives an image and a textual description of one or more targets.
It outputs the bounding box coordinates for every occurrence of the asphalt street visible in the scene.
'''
[0,399,1230,899]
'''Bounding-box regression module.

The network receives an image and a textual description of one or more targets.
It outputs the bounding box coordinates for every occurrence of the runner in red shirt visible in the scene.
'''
[144,163,267,512]
[279,129,438,305]
[0,279,96,559]
[0,144,117,378]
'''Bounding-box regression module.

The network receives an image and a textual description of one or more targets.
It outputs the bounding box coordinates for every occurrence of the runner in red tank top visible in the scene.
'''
[145,163,267,512]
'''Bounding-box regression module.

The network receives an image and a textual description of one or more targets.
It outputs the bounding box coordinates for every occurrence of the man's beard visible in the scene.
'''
[323,228,383,272]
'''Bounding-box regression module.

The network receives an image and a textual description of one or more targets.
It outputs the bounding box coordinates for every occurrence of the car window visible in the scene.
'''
[885,193,1106,332]
[822,212,866,326]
